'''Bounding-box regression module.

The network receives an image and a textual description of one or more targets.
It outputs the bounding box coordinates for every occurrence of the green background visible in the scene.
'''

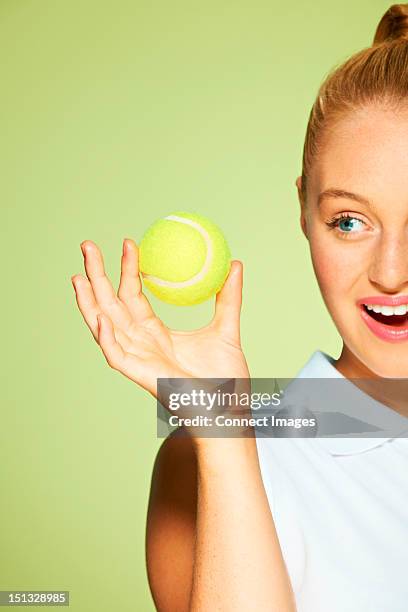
[1,1,390,610]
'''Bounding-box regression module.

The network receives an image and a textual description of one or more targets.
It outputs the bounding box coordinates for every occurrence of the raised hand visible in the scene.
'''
[71,239,250,399]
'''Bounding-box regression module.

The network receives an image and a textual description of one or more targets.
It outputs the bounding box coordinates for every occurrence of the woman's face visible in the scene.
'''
[298,106,408,378]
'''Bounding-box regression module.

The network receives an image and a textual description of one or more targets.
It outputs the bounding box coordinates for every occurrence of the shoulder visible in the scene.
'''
[146,428,197,612]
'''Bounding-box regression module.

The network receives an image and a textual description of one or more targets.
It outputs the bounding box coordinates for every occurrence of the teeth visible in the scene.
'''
[381,306,394,316]
[365,304,408,315]
[394,305,407,315]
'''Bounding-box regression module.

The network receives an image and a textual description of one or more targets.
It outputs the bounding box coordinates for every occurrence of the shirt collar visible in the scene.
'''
[295,350,408,456]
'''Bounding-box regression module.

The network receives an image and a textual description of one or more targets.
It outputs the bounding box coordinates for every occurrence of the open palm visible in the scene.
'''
[71,239,250,399]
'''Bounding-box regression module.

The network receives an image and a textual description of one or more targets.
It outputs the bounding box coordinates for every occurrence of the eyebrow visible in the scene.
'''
[317,188,371,208]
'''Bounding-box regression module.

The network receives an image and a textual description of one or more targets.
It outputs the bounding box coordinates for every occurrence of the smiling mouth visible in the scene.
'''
[363,304,408,327]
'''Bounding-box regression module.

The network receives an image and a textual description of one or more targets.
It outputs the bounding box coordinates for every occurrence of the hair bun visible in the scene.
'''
[373,4,408,44]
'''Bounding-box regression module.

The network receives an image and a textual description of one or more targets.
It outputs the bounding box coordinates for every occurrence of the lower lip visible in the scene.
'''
[360,306,408,343]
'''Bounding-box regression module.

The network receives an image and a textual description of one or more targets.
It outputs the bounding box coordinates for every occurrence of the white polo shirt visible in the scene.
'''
[255,350,408,612]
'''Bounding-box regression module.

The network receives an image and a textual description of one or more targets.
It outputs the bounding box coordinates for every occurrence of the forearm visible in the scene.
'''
[189,437,296,612]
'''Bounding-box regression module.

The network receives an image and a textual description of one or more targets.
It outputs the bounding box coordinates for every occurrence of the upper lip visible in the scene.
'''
[357,296,408,306]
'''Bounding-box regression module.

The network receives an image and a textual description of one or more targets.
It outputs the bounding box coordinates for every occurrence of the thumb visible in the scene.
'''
[211,260,243,344]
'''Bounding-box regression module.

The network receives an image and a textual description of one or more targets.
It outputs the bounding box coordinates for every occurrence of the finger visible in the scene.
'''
[97,313,128,370]
[71,274,100,340]
[72,274,132,350]
[96,313,152,389]
[81,240,133,330]
[211,260,243,345]
[117,239,155,324]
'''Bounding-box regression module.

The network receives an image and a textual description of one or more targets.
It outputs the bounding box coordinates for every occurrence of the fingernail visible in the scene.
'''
[123,239,127,255]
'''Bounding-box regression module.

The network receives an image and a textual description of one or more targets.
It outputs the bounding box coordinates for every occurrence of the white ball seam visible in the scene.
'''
[141,215,213,288]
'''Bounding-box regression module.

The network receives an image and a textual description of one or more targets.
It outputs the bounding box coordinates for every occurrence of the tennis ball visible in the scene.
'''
[138,211,231,306]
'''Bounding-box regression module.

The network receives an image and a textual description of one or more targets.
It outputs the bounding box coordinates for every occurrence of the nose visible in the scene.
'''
[368,230,408,293]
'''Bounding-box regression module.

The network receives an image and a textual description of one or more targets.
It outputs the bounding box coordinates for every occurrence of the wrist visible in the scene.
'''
[192,433,259,471]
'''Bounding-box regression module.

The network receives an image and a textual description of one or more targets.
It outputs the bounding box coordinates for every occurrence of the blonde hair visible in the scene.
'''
[301,3,408,202]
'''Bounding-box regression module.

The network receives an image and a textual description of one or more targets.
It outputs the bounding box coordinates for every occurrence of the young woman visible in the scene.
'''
[71,4,408,611]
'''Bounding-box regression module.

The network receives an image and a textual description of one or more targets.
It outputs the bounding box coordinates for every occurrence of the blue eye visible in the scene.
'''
[338,217,364,232]
[326,214,366,234]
